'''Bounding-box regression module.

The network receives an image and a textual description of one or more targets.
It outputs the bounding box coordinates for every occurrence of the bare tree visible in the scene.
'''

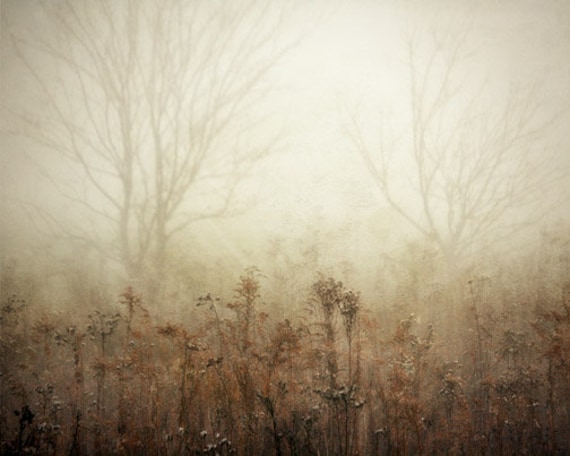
[346,21,566,274]
[7,0,301,302]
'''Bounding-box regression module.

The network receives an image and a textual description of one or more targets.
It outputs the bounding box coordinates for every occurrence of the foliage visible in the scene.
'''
[0,259,569,455]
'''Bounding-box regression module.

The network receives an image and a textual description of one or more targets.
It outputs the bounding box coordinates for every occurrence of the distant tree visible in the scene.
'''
[345,20,567,273]
[8,0,301,303]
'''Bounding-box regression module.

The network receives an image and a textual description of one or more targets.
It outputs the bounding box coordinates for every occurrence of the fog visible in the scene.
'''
[2,1,569,284]
[1,1,570,454]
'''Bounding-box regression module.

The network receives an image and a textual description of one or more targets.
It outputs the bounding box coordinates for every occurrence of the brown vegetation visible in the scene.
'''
[1,236,569,455]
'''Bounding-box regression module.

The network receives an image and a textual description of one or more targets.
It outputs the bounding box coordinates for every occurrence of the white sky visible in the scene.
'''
[2,0,569,277]
[244,0,570,224]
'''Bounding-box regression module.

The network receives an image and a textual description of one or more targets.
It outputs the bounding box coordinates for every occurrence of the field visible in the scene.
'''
[1,247,569,455]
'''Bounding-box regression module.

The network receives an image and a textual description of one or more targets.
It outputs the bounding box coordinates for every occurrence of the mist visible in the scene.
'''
[1,0,569,454]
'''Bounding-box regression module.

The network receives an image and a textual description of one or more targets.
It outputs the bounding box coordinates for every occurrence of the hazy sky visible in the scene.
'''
[1,0,569,273]
[243,0,570,250]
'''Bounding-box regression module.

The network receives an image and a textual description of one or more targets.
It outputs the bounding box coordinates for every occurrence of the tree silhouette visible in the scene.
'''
[8,0,301,302]
[345,20,566,273]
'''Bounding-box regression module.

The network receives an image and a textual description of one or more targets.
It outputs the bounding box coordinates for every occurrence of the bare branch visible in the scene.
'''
[8,0,304,295]
[344,19,566,271]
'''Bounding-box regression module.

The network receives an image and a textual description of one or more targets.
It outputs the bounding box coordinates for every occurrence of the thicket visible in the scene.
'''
[1,249,569,455]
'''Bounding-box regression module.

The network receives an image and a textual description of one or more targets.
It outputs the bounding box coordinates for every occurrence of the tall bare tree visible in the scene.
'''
[7,0,301,302]
[346,20,566,274]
